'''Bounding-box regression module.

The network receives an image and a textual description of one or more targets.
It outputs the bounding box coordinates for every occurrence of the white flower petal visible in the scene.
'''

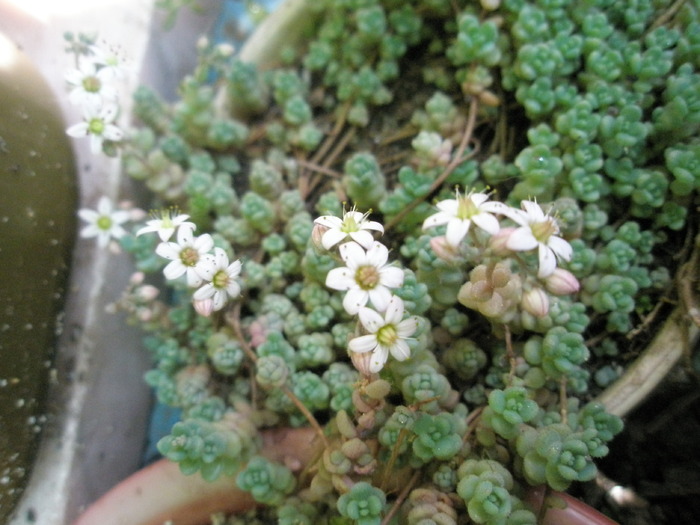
[368,286,392,312]
[365,242,389,268]
[79,224,100,239]
[163,260,186,280]
[103,124,123,141]
[506,228,539,251]
[422,211,452,230]
[343,288,368,315]
[383,296,404,324]
[521,200,545,220]
[194,233,214,253]
[348,229,375,249]
[155,242,179,260]
[339,241,366,268]
[186,269,204,287]
[348,334,377,353]
[397,317,419,338]
[177,223,195,244]
[225,280,241,298]
[470,193,490,206]
[537,245,557,278]
[363,220,384,233]
[471,212,500,235]
[212,290,227,311]
[369,347,389,373]
[548,235,573,261]
[77,209,99,222]
[325,267,355,291]
[193,283,215,301]
[445,219,470,246]
[66,122,88,137]
[321,228,348,250]
[314,215,342,228]
[436,199,459,214]
[357,307,385,333]
[378,266,404,288]
[389,340,411,361]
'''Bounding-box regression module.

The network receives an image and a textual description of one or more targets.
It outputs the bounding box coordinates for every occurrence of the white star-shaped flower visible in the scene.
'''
[88,45,125,81]
[136,209,194,242]
[65,59,118,106]
[66,100,123,154]
[314,208,384,250]
[155,223,214,287]
[325,241,404,315]
[348,296,418,373]
[193,247,242,312]
[77,196,130,247]
[505,200,573,278]
[422,189,510,246]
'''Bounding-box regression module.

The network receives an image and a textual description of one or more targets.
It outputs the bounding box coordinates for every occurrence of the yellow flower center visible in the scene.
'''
[212,269,229,289]
[376,324,398,347]
[341,215,359,233]
[457,195,479,220]
[96,215,112,231]
[88,117,105,135]
[82,75,102,93]
[355,265,380,290]
[530,218,558,243]
[180,247,199,267]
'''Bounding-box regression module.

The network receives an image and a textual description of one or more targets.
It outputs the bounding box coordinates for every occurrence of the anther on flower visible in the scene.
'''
[325,241,404,315]
[348,295,418,373]
[194,247,242,311]
[314,207,384,250]
[505,200,573,278]
[136,208,194,241]
[77,195,130,247]
[422,189,509,247]
[155,223,214,287]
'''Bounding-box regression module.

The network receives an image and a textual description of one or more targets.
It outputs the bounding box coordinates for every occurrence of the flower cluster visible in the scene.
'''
[64,35,125,153]
[422,190,578,320]
[314,209,419,374]
[77,203,242,313]
[145,212,243,314]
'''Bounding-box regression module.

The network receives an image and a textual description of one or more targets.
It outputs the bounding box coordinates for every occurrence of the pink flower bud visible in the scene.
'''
[350,349,376,377]
[489,227,516,256]
[544,268,580,295]
[129,271,145,285]
[430,235,460,262]
[310,223,328,251]
[521,287,549,318]
[136,284,160,302]
[193,297,214,317]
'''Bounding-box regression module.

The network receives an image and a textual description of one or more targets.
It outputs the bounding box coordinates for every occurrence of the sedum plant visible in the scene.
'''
[67,0,700,523]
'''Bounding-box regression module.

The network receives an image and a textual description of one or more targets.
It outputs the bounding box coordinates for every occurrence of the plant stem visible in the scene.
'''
[380,470,421,525]
[384,97,480,232]
[227,304,329,447]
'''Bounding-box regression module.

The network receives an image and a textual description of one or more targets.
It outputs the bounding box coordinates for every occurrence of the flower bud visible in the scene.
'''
[193,297,214,317]
[544,268,580,295]
[488,227,516,256]
[136,284,160,302]
[430,235,460,262]
[311,223,329,251]
[350,349,376,377]
[521,287,549,318]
